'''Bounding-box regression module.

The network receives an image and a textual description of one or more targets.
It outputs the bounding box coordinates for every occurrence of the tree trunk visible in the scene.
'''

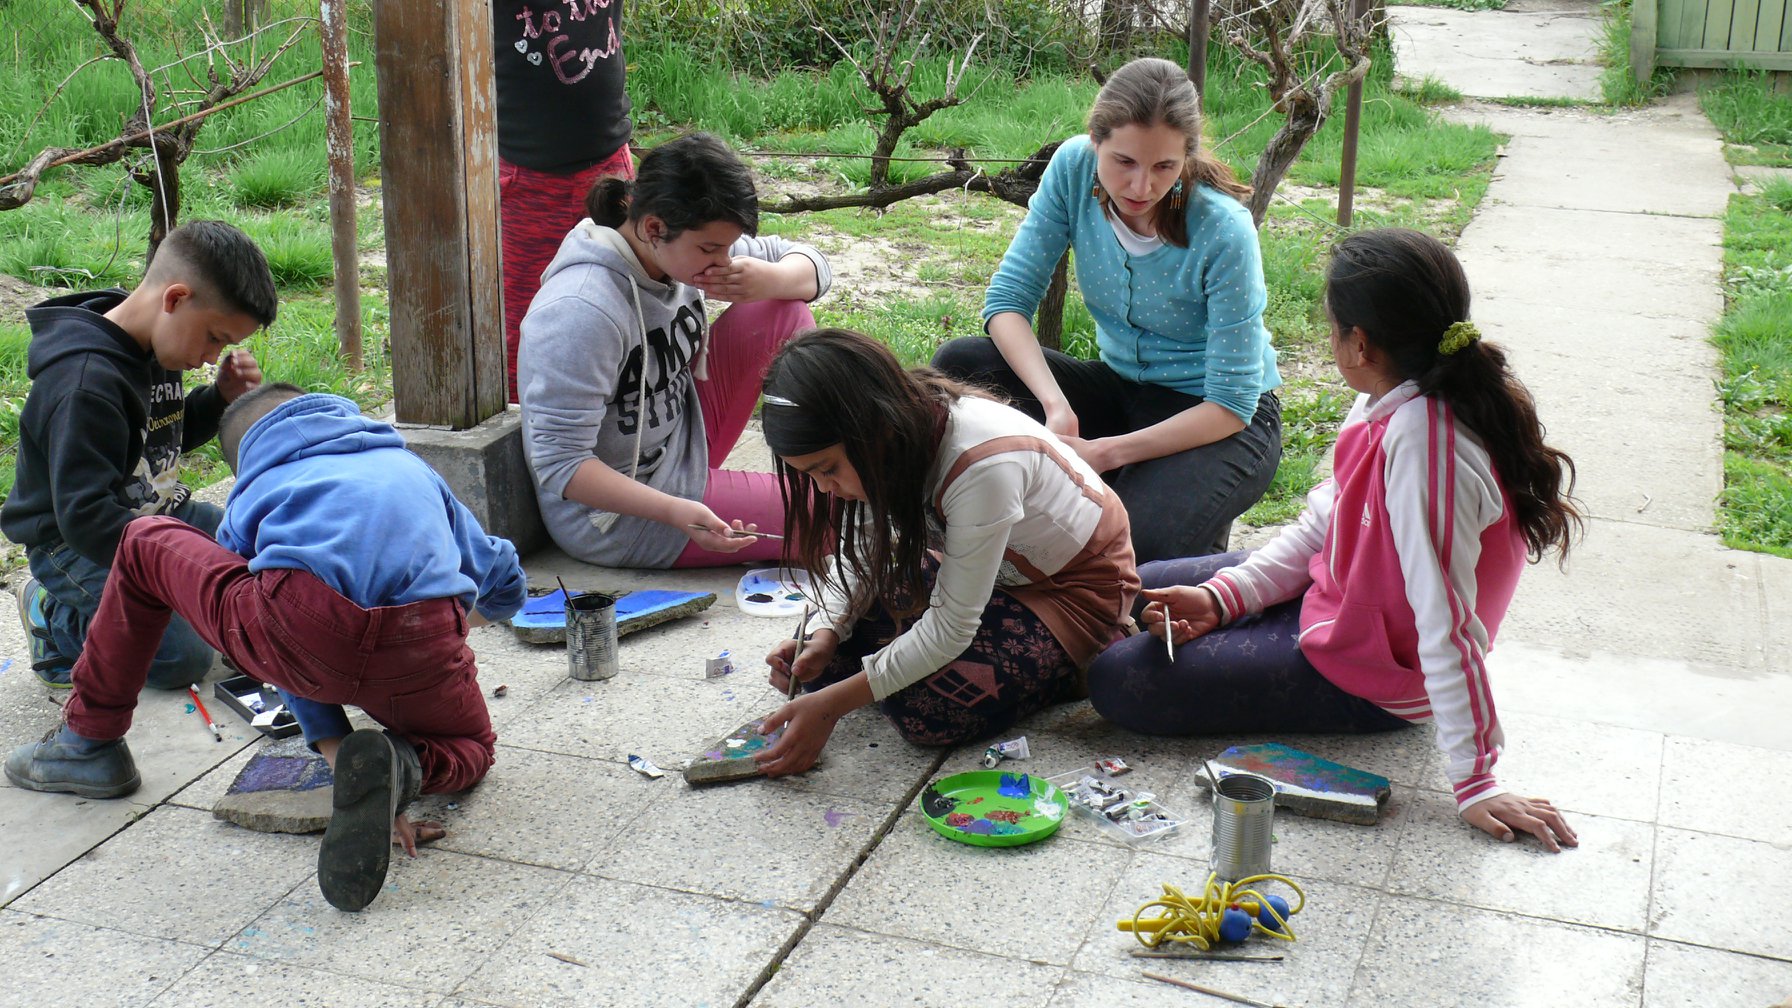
[133,141,180,261]
[224,0,270,38]
[1035,252,1070,352]
[1245,96,1322,226]
[1098,0,1134,56]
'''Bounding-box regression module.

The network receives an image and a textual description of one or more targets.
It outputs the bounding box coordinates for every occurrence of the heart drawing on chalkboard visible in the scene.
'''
[514,39,528,53]
[527,51,542,65]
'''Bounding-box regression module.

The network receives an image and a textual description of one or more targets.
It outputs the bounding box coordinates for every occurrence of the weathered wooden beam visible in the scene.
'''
[372,0,505,428]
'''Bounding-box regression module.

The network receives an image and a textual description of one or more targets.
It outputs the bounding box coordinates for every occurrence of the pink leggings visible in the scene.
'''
[672,298,814,569]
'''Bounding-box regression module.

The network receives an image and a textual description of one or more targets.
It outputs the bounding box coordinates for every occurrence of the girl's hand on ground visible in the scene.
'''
[392,814,444,857]
[766,629,839,694]
[753,692,841,777]
[690,257,774,302]
[1462,794,1579,852]
[1140,586,1221,643]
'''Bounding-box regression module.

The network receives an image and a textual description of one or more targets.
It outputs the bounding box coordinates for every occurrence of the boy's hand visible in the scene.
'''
[1140,585,1222,644]
[216,349,263,402]
[392,813,445,857]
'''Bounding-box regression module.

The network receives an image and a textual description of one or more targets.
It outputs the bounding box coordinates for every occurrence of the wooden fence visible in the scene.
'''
[1632,0,1792,80]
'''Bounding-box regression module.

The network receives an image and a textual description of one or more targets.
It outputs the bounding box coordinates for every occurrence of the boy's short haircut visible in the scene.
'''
[145,220,278,328]
[219,381,308,472]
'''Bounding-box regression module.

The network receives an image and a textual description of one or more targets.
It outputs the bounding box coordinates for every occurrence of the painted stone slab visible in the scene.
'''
[1194,743,1391,825]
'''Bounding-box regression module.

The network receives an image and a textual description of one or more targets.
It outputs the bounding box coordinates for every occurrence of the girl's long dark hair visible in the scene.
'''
[1326,228,1582,561]
[764,329,987,619]
[584,131,758,240]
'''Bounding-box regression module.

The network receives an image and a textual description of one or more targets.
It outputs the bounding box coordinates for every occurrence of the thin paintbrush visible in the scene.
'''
[786,604,814,700]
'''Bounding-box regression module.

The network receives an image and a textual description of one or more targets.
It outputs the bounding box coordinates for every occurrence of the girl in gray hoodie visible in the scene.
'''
[517,133,832,568]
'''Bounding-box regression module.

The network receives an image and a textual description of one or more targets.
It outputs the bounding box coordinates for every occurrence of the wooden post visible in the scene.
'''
[320,0,361,372]
[1336,0,1369,227]
[1631,0,1660,85]
[223,0,269,39]
[371,0,505,428]
[1188,0,1211,105]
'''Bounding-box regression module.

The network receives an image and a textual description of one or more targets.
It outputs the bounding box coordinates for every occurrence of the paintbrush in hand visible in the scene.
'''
[786,604,814,700]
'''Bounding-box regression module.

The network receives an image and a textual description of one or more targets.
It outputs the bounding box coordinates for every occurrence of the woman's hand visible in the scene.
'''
[766,629,840,696]
[1059,434,1124,474]
[1461,795,1579,852]
[753,691,843,777]
[1139,585,1223,644]
[1042,397,1081,440]
[679,502,761,554]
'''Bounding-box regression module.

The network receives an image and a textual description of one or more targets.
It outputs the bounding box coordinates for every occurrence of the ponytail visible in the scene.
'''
[584,176,631,227]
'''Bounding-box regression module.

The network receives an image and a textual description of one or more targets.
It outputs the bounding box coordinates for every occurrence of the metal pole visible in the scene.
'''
[1188,0,1211,106]
[321,0,362,371]
[1336,0,1368,227]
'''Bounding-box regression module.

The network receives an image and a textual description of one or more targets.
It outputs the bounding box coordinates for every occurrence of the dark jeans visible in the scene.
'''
[27,498,223,690]
[931,337,1282,563]
[63,516,494,794]
[1086,553,1409,736]
[809,557,1079,746]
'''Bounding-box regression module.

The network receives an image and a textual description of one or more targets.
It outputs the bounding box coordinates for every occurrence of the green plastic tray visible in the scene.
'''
[918,770,1067,847]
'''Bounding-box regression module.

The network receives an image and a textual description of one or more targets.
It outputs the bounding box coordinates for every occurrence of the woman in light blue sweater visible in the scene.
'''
[933,57,1282,563]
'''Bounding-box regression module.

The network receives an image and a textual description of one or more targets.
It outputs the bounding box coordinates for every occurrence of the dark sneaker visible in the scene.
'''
[318,730,403,912]
[4,727,140,799]
[15,577,72,689]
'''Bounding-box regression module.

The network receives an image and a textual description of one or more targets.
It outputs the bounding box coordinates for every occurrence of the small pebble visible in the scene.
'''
[446,803,458,810]
[492,684,509,698]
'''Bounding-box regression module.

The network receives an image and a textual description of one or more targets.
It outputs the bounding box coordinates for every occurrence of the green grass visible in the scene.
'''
[1701,71,1792,168]
[228,148,327,209]
[1713,176,1792,557]
[1597,0,1672,106]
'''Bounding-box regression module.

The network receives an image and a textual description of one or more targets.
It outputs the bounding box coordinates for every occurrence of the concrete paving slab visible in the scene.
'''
[498,673,783,772]
[1466,710,1664,823]
[583,779,893,912]
[9,806,313,948]
[456,875,802,1008]
[144,952,442,1008]
[1735,164,1792,192]
[1502,520,1767,674]
[0,909,208,1008]
[1760,553,1792,678]
[407,744,649,872]
[1350,896,1646,1006]
[1447,96,1731,217]
[1641,939,1792,1008]
[745,706,944,804]
[239,848,570,991]
[1388,6,1603,101]
[1385,791,1654,932]
[822,824,1128,966]
[1457,204,1725,323]
[0,787,154,906]
[1651,827,1792,959]
[1659,735,1792,843]
[1492,638,1792,752]
[753,924,1062,1008]
[1072,855,1381,1006]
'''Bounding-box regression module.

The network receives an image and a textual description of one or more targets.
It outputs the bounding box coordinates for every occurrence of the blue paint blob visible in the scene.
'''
[997,773,1031,798]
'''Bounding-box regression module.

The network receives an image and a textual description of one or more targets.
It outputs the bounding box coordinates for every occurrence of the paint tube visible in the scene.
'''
[981,735,1031,769]
[627,754,666,779]
[704,649,735,679]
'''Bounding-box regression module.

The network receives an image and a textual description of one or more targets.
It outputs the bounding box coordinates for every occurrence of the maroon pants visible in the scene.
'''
[63,516,495,794]
[501,147,637,404]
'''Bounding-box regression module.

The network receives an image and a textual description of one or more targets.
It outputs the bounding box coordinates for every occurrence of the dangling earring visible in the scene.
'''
[1091,173,1104,201]
[1168,179,1186,210]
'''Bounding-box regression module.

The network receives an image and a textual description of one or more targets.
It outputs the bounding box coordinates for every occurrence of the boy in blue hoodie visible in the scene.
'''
[1,220,275,689]
[5,383,527,913]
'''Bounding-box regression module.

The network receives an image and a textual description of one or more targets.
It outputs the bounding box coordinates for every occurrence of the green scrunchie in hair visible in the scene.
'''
[1438,320,1481,356]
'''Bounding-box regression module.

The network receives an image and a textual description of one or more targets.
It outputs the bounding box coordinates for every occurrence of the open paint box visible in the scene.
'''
[213,674,301,739]
[734,567,817,617]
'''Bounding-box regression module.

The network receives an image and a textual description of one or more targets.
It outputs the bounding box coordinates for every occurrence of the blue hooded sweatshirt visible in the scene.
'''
[217,394,526,622]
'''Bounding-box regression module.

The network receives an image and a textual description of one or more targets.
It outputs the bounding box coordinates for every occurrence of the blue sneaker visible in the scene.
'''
[15,577,72,689]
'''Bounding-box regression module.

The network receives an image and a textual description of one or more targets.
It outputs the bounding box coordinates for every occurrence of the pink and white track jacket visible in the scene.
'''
[1200,382,1527,811]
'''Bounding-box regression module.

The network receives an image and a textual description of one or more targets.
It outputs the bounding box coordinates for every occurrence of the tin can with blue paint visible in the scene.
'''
[566,592,619,682]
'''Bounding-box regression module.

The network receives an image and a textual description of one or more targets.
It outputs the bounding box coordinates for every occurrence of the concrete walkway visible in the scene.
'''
[2,9,1790,1007]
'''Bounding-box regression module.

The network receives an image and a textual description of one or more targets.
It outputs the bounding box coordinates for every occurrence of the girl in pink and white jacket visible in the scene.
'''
[1087,228,1582,851]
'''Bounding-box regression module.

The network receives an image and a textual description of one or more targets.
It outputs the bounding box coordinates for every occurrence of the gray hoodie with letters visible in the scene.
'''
[517,221,831,567]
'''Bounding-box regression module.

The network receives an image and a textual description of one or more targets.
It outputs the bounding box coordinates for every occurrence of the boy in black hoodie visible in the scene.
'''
[1,220,274,689]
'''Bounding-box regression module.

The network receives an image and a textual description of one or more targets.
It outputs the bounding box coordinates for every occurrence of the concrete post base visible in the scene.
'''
[398,406,547,555]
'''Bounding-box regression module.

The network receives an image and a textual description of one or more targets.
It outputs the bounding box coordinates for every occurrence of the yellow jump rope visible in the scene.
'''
[1117,872,1306,950]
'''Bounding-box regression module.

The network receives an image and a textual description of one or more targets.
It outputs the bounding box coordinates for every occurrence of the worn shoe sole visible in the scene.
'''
[317,730,397,912]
